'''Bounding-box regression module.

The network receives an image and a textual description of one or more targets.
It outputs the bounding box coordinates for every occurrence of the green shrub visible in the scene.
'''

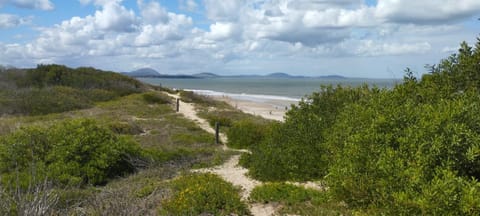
[0,64,147,115]
[243,38,480,214]
[244,85,376,181]
[179,90,225,107]
[226,119,270,149]
[161,173,250,215]
[325,91,480,214]
[250,183,326,205]
[84,88,118,102]
[14,86,92,115]
[0,119,143,186]
[108,121,144,135]
[142,92,171,104]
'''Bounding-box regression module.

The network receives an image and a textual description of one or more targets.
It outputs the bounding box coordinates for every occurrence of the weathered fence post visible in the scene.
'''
[176,98,180,112]
[215,122,220,145]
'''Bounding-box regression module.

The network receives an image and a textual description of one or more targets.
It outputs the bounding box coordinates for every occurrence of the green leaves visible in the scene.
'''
[243,39,480,214]
[0,119,142,187]
[161,173,250,216]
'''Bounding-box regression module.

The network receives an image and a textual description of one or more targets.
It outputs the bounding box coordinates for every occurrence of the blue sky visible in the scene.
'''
[0,0,479,78]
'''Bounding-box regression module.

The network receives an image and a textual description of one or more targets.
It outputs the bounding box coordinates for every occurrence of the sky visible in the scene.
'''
[0,0,479,78]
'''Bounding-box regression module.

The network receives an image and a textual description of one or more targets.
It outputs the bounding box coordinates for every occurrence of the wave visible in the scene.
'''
[183,89,301,103]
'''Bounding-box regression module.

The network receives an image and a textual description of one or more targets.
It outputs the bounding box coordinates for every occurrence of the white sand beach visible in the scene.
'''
[212,95,299,122]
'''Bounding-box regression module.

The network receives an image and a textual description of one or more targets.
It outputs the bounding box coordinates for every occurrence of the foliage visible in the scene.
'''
[250,183,326,205]
[0,64,146,115]
[142,91,172,104]
[242,37,480,214]
[0,179,59,216]
[5,86,92,115]
[226,119,271,149]
[161,173,250,215]
[107,121,144,135]
[244,85,376,181]
[0,119,143,187]
[179,90,227,107]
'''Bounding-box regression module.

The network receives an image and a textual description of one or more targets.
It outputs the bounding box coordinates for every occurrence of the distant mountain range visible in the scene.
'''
[122,68,346,79]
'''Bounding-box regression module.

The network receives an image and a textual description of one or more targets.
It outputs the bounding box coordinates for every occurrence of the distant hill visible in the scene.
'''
[265,72,306,78]
[124,68,198,78]
[123,68,161,77]
[193,72,221,78]
[123,69,347,79]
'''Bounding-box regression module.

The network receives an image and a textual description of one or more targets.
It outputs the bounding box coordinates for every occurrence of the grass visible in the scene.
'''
[0,90,234,214]
[160,173,250,216]
[250,183,351,215]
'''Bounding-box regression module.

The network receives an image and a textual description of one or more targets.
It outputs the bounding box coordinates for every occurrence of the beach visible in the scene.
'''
[211,95,298,122]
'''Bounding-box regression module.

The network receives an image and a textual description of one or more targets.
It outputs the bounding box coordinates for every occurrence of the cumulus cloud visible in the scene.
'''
[0,13,31,28]
[94,1,137,32]
[375,0,480,24]
[135,0,192,46]
[204,0,244,21]
[0,0,54,10]
[205,22,239,41]
[179,0,197,11]
[352,40,432,56]
[1,0,480,77]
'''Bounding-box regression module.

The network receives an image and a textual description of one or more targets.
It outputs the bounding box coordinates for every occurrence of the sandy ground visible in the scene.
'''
[166,92,324,215]
[212,95,298,122]
[194,155,278,216]
[165,92,277,216]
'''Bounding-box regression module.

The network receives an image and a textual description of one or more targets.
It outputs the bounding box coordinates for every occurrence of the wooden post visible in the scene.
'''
[176,98,180,112]
[215,122,220,145]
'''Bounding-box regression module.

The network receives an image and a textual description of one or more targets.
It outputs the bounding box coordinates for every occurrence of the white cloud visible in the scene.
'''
[376,0,480,24]
[138,0,169,24]
[0,13,31,28]
[1,0,480,77]
[94,1,137,32]
[302,6,377,28]
[135,0,192,46]
[0,0,54,10]
[352,40,432,56]
[204,0,244,21]
[205,22,238,41]
[179,0,197,11]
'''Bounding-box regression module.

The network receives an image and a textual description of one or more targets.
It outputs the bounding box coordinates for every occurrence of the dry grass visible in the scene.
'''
[0,178,59,216]
[0,90,234,214]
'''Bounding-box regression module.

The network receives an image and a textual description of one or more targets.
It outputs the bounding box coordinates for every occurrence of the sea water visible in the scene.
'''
[139,77,400,101]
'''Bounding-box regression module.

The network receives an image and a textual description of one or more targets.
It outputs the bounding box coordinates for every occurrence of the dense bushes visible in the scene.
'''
[142,91,171,104]
[250,183,325,205]
[161,173,250,215]
[5,86,92,115]
[243,86,375,181]
[326,89,480,214]
[226,119,270,149]
[17,65,144,95]
[0,64,146,115]
[0,119,142,186]
[242,37,480,213]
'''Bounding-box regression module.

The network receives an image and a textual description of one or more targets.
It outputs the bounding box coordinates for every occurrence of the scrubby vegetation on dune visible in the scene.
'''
[0,65,246,215]
[235,38,480,214]
[0,64,146,115]
[2,35,480,215]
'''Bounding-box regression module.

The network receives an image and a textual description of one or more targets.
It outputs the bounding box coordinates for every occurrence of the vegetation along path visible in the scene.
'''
[166,92,277,216]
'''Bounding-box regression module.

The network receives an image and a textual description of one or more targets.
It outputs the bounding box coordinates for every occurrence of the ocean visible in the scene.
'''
[139,77,400,102]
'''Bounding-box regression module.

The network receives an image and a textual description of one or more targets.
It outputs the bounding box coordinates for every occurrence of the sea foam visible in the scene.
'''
[184,89,301,103]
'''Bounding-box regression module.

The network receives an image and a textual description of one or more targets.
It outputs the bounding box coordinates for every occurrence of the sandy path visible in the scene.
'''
[212,96,292,122]
[165,92,276,216]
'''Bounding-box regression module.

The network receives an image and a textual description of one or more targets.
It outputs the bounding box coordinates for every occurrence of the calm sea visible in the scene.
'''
[139,77,400,101]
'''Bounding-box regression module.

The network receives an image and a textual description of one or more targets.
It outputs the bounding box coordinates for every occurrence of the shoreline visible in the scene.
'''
[211,95,298,122]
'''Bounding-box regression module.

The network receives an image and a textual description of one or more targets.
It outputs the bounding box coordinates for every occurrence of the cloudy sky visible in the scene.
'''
[0,0,479,78]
